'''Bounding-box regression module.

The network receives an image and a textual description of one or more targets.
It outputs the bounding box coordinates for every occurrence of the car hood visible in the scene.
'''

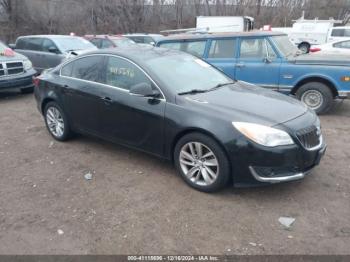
[290,53,350,67]
[0,51,28,62]
[177,81,309,127]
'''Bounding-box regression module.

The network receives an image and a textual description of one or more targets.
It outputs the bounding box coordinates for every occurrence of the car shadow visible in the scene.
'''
[327,100,350,116]
[0,90,33,101]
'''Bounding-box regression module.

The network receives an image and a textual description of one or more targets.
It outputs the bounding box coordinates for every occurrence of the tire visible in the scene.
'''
[296,82,334,115]
[174,133,230,193]
[44,102,71,141]
[298,43,310,54]
[20,86,34,94]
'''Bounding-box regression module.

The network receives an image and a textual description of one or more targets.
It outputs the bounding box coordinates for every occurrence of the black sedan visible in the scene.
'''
[34,46,326,192]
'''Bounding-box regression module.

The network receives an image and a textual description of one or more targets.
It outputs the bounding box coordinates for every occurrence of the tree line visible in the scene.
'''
[0,0,349,42]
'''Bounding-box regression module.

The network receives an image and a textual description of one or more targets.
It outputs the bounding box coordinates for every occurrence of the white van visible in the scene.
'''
[328,27,350,42]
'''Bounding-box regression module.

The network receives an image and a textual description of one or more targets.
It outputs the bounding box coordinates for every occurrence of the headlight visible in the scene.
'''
[23,59,32,70]
[232,122,294,147]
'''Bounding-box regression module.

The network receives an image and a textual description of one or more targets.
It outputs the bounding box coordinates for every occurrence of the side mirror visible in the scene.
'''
[8,43,16,49]
[150,41,156,46]
[48,47,59,54]
[130,82,160,98]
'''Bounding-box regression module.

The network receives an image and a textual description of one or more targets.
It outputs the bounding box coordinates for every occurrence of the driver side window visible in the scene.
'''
[104,56,152,91]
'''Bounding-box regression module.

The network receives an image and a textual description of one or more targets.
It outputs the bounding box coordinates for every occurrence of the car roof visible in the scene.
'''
[158,30,285,42]
[124,33,164,37]
[86,35,127,40]
[17,35,81,39]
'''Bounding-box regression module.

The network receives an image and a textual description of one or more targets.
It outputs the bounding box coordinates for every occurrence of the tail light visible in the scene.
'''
[310,47,321,53]
[33,77,40,87]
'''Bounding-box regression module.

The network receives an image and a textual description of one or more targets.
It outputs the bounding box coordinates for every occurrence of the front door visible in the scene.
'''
[235,37,281,90]
[98,55,166,156]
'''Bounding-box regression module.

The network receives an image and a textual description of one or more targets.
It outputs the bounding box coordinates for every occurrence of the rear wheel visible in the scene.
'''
[296,82,334,114]
[44,102,71,141]
[20,86,34,94]
[174,133,230,193]
[298,43,310,54]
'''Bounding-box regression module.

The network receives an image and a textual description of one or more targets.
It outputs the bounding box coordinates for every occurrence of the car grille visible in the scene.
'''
[296,126,321,150]
[0,61,24,77]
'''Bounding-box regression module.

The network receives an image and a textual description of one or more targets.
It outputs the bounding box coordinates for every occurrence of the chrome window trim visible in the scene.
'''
[59,54,166,101]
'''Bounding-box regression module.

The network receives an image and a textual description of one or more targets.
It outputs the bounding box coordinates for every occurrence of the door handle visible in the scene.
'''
[235,63,246,68]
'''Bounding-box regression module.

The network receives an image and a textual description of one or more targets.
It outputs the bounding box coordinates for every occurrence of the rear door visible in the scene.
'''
[234,37,281,90]
[15,37,44,71]
[60,55,106,134]
[204,38,238,80]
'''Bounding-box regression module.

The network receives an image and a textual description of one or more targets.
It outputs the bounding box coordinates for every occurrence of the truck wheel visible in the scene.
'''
[298,43,310,54]
[296,82,334,114]
[20,86,34,94]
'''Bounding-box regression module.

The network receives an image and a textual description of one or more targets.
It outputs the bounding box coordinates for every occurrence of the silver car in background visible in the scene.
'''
[10,35,97,73]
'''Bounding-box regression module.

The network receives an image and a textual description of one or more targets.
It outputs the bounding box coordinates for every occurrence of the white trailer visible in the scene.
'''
[196,16,254,33]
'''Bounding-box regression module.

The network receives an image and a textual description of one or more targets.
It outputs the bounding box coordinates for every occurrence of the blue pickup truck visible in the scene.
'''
[157,31,350,114]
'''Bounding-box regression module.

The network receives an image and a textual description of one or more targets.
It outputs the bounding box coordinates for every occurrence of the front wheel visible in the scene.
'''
[44,102,71,141]
[174,133,230,193]
[296,82,334,114]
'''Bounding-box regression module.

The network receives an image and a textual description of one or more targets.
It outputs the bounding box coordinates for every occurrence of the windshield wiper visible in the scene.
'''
[208,81,235,92]
[178,89,208,95]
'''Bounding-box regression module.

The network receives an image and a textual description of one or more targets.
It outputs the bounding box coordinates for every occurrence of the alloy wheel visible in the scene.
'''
[46,107,65,138]
[179,142,219,186]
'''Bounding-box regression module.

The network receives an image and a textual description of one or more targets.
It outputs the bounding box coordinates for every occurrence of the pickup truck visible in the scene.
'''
[0,42,36,93]
[157,31,350,114]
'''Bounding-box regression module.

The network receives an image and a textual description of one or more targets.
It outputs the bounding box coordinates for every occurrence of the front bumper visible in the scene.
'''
[0,69,36,90]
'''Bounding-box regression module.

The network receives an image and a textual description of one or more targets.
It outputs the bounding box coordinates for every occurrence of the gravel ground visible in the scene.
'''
[0,91,349,255]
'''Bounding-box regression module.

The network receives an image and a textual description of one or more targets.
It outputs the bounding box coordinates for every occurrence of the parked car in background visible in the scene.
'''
[157,31,350,114]
[123,33,165,46]
[34,46,326,192]
[327,26,350,43]
[310,38,350,55]
[10,35,97,73]
[0,41,36,94]
[85,35,135,49]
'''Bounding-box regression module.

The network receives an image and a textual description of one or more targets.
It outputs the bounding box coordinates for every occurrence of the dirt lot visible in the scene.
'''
[0,91,349,255]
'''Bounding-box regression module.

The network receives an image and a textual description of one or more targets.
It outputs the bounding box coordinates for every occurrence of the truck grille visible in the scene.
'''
[296,126,321,150]
[0,61,24,77]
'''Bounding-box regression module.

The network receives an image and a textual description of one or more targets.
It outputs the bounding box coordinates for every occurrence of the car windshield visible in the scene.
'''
[145,53,232,93]
[112,38,135,47]
[55,37,96,52]
[271,35,299,57]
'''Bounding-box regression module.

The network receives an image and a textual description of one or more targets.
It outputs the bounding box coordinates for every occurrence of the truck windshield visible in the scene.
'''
[272,35,299,57]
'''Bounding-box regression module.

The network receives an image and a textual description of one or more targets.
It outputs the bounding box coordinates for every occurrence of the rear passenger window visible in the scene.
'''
[61,62,74,77]
[209,39,236,58]
[16,39,27,49]
[71,56,104,82]
[240,38,267,59]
